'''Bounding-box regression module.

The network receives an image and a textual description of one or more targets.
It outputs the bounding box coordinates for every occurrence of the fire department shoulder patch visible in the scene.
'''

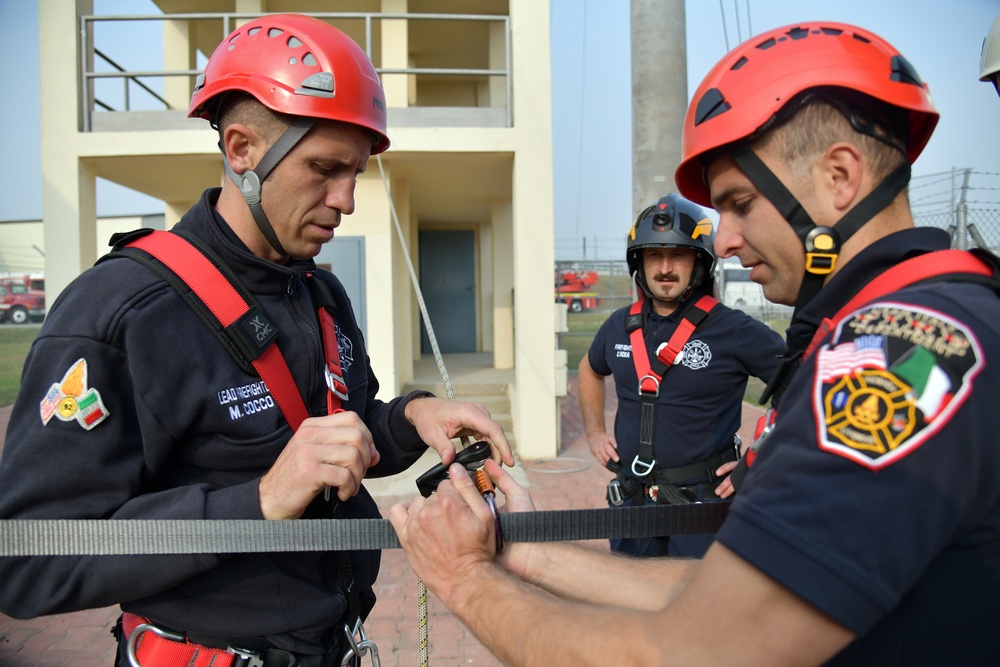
[812,302,982,470]
[39,358,110,430]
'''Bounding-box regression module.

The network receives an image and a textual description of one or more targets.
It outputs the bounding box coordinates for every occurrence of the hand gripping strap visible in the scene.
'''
[121,230,310,431]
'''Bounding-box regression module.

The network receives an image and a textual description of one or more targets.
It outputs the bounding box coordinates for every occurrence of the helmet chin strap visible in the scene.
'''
[730,142,911,317]
[221,116,315,259]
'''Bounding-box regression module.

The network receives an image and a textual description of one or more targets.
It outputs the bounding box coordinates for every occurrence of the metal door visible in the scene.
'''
[314,236,366,337]
[419,230,476,353]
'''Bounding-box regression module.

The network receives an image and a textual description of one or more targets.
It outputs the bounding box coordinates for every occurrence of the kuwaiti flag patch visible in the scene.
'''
[812,302,982,470]
[39,358,110,430]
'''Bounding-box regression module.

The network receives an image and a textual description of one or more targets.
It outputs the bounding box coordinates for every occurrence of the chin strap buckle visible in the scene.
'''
[804,227,840,276]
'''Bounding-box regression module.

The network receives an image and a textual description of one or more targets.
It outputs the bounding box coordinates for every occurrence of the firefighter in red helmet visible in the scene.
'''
[389,22,1000,665]
[0,14,512,665]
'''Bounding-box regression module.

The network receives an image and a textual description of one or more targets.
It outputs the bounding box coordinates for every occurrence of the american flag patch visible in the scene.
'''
[817,335,886,381]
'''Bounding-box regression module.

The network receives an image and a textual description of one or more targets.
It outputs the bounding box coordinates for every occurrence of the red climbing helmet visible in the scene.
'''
[676,22,938,206]
[190,13,389,154]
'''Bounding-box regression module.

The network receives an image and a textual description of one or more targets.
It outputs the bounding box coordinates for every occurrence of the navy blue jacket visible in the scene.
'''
[717,228,1000,663]
[588,296,783,476]
[0,189,429,654]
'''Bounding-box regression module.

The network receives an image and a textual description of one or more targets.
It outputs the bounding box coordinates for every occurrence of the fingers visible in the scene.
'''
[409,398,515,468]
[586,433,618,466]
[715,478,735,499]
[259,413,377,519]
[484,459,535,513]
[714,462,738,499]
[716,461,738,476]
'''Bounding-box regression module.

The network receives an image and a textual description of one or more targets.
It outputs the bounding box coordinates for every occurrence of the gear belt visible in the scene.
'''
[0,504,729,556]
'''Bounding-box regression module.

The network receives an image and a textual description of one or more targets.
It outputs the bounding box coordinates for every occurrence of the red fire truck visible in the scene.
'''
[555,270,601,313]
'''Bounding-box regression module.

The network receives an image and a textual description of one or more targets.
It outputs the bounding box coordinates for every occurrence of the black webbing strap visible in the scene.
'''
[0,504,730,556]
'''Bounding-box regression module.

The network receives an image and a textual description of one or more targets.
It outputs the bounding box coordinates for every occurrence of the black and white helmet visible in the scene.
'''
[626,193,716,301]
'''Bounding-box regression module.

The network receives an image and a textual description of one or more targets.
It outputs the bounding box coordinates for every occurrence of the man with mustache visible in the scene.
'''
[578,193,783,557]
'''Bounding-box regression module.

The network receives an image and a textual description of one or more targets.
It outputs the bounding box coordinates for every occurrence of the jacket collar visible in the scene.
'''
[173,188,317,296]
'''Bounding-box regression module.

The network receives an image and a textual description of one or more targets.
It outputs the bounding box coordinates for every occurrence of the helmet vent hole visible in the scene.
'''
[268,28,284,38]
[248,27,261,37]
[731,56,747,71]
[303,53,317,67]
[694,88,731,126]
[288,36,303,49]
[787,27,809,40]
[852,33,871,44]
[890,55,924,87]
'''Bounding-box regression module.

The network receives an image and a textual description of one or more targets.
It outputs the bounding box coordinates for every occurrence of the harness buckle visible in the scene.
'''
[637,374,660,397]
[804,227,840,276]
[325,367,350,401]
[228,646,265,667]
[341,617,381,667]
[805,252,837,275]
[126,622,186,667]
[630,455,657,478]
[654,342,684,366]
[607,478,625,506]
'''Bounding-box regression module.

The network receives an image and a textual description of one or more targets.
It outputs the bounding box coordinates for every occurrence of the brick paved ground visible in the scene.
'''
[0,375,764,666]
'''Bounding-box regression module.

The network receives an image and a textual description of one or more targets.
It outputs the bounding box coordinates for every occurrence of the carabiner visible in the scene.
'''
[341,617,381,667]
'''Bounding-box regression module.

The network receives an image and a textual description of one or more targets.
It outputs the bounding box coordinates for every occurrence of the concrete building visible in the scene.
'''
[38,0,561,458]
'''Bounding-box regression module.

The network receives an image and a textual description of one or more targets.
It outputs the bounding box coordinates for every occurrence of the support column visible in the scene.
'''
[492,200,514,368]
[39,0,96,304]
[510,0,557,458]
[381,0,410,108]
[162,18,195,110]
[631,0,687,216]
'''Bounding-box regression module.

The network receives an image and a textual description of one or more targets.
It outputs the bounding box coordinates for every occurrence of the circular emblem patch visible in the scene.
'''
[680,339,711,370]
[823,369,916,460]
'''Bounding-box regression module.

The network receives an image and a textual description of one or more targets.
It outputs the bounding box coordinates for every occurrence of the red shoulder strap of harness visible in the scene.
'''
[127,231,346,432]
[629,293,719,393]
[804,249,994,359]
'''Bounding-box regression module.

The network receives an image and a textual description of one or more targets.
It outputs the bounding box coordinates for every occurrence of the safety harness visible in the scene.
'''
[107,229,350,429]
[606,292,737,507]
[730,248,1000,492]
[104,229,370,666]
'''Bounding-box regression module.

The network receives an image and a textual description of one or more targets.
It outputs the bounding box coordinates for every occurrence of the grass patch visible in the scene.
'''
[0,326,39,407]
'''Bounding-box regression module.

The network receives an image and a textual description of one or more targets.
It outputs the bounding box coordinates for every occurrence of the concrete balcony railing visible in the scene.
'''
[80,11,511,133]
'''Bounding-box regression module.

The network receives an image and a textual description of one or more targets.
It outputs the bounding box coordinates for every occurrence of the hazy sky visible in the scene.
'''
[551,0,1000,258]
[1,0,998,261]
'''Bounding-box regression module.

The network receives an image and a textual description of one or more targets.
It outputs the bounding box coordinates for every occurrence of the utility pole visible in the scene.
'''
[631,0,688,218]
[955,168,971,250]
